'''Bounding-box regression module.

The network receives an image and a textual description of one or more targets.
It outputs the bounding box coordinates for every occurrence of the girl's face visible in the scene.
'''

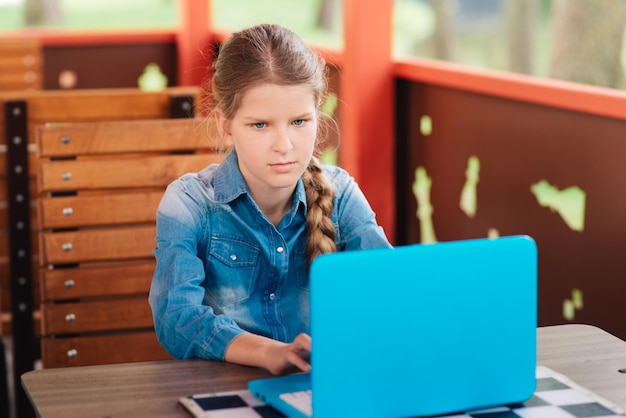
[217,83,318,199]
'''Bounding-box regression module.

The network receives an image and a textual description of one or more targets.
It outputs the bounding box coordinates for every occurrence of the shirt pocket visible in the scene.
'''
[207,235,260,307]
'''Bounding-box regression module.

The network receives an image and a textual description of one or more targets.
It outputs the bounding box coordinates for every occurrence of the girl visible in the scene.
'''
[149,23,391,376]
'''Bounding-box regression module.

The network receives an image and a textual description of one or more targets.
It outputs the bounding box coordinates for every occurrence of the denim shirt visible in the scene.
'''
[149,150,391,361]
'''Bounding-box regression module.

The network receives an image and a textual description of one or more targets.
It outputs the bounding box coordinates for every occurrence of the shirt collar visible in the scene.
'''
[211,150,308,212]
[212,150,248,202]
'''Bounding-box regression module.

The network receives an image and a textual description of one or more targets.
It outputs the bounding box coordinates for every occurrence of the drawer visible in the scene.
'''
[41,330,171,368]
[40,261,155,301]
[41,296,153,335]
[38,225,156,265]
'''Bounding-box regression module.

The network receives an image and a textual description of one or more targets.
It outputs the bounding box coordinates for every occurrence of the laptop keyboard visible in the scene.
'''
[279,390,312,417]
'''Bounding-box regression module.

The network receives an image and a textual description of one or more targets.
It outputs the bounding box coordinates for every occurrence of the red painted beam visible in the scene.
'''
[341,0,395,243]
[395,57,626,122]
[1,30,176,46]
[177,0,212,86]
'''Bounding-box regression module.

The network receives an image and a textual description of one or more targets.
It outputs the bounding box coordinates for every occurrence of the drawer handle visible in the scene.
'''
[61,135,70,144]
[62,207,73,216]
[64,279,75,289]
[62,243,73,252]
[61,171,71,181]
[65,313,76,323]
[67,349,78,359]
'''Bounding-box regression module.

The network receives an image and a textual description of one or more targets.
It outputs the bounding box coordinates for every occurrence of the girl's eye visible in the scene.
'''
[293,119,305,126]
[252,122,266,129]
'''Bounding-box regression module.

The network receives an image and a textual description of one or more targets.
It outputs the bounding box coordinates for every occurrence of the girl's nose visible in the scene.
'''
[273,128,293,153]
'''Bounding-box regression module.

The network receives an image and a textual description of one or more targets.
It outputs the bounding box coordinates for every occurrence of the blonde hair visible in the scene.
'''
[205,24,336,264]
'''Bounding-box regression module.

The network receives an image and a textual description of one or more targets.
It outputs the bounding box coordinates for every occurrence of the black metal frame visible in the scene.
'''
[1,337,9,418]
[5,100,36,417]
[170,94,196,118]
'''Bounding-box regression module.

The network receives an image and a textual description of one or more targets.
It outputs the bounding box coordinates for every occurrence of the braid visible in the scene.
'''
[303,156,337,265]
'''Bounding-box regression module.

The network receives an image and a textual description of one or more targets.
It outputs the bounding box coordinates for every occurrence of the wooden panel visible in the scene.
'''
[0,74,39,91]
[0,38,40,57]
[38,190,163,229]
[38,153,219,192]
[42,42,177,90]
[41,331,170,368]
[0,38,41,91]
[396,80,626,341]
[27,87,198,122]
[40,261,155,301]
[0,55,39,69]
[41,296,153,334]
[39,225,155,265]
[37,118,212,157]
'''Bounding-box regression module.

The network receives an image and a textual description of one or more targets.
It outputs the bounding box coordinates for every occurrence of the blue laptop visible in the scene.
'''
[248,235,538,418]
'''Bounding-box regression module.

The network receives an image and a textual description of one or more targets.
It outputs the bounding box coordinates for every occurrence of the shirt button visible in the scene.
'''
[269,293,276,300]
[277,247,284,253]
[230,254,237,261]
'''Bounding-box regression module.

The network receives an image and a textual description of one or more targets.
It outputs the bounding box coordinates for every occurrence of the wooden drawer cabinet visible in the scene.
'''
[35,114,224,369]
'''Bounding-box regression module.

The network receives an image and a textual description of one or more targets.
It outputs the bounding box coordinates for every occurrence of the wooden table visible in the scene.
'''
[21,324,626,418]
[535,324,626,407]
[22,357,272,418]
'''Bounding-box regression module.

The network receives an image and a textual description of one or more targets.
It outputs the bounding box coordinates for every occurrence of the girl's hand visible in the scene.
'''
[265,333,311,375]
[225,332,312,375]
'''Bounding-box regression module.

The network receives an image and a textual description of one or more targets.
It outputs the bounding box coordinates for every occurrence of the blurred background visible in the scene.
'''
[1,0,625,90]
